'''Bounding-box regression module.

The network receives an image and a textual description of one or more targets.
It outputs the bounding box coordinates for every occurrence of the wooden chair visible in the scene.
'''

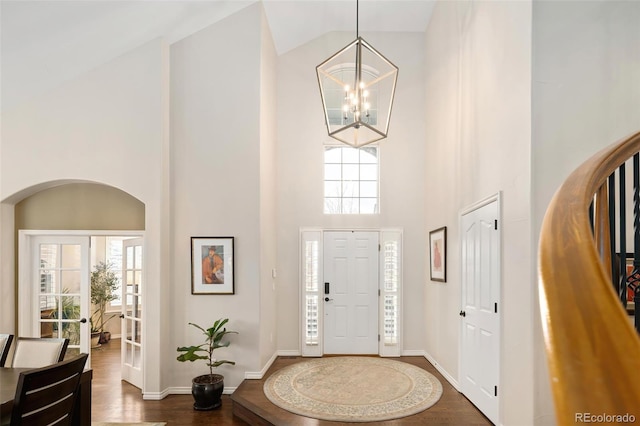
[11,337,69,368]
[8,353,88,426]
[0,334,13,367]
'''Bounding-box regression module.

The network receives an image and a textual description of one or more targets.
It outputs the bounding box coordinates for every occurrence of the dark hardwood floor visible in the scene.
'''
[91,339,491,425]
[91,338,242,425]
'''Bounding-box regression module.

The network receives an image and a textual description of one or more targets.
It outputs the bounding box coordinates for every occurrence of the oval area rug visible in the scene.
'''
[263,357,443,422]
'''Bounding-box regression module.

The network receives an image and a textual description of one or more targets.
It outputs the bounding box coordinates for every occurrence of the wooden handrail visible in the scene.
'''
[539,131,640,424]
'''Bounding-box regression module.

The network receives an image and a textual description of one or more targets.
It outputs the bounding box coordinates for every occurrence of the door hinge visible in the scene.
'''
[494,302,498,313]
[378,244,381,251]
[378,289,381,296]
[494,219,498,230]
[378,334,380,342]
[494,386,498,397]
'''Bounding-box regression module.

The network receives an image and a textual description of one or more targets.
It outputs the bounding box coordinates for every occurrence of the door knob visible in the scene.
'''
[119,314,125,319]
[459,310,466,317]
[325,297,333,302]
[78,318,87,323]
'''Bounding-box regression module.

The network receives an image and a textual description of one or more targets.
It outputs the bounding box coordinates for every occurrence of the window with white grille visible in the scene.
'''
[324,146,379,214]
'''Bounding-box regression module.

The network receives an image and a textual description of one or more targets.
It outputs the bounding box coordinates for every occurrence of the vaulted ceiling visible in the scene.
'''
[1,0,435,110]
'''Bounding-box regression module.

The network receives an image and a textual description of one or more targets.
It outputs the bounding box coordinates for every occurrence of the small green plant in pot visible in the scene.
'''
[177,318,237,410]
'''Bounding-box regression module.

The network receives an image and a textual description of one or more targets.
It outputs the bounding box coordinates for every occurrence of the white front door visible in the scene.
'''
[23,236,91,365]
[323,231,379,354]
[460,197,500,424]
[121,237,143,388]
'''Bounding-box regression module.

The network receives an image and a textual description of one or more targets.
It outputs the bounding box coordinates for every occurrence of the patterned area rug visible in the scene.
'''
[263,357,443,422]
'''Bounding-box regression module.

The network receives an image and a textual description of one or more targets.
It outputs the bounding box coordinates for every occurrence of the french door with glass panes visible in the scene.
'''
[27,236,91,364]
[121,237,143,389]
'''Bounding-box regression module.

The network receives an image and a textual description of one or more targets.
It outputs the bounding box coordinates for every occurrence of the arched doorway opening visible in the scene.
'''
[3,181,145,390]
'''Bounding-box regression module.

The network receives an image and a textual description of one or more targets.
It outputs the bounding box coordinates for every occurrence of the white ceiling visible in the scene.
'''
[0,0,435,110]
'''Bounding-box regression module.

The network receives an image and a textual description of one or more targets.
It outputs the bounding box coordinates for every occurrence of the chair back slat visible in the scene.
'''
[17,396,75,426]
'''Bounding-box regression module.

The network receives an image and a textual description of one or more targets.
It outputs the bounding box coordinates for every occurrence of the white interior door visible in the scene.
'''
[22,236,91,365]
[323,231,379,354]
[460,197,500,424]
[121,237,143,389]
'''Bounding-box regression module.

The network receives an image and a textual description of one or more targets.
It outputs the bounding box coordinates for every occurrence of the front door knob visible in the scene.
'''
[459,310,466,317]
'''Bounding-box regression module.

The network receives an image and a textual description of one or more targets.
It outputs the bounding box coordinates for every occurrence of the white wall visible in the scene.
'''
[259,8,278,368]
[276,31,427,353]
[532,1,640,423]
[423,1,533,424]
[170,3,277,389]
[0,204,15,334]
[0,39,169,394]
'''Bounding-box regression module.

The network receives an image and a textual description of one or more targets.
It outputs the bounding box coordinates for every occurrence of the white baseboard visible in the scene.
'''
[143,389,170,400]
[424,351,460,391]
[165,387,191,395]
[244,351,278,380]
[104,333,122,340]
[401,349,426,356]
[160,386,236,398]
[277,349,301,357]
[242,349,302,380]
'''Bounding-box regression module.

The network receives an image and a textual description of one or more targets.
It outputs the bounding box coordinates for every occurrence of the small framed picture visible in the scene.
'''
[191,237,235,295]
[429,227,447,282]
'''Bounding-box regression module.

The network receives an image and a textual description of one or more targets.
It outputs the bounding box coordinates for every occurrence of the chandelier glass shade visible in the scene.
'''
[316,2,398,149]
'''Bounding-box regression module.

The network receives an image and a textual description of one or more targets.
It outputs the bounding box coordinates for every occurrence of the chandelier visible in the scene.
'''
[316,0,398,148]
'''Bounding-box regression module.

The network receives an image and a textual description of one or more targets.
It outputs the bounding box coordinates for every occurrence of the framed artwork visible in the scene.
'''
[429,227,447,282]
[191,237,235,295]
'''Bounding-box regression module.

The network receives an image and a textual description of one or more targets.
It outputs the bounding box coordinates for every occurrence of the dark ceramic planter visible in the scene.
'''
[98,331,111,344]
[192,374,224,410]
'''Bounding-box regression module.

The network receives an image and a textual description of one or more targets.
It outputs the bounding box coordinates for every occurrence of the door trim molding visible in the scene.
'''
[459,192,502,216]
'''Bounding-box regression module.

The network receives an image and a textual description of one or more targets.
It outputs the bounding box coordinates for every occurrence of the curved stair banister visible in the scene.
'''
[539,131,640,423]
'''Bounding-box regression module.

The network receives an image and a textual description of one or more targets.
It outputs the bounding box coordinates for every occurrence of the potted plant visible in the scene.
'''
[90,261,119,346]
[177,318,237,410]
